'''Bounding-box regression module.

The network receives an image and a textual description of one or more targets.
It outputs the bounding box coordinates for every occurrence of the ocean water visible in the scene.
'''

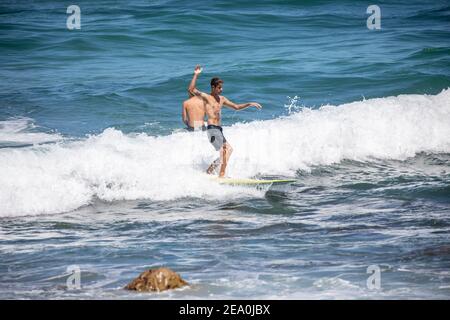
[0,0,449,299]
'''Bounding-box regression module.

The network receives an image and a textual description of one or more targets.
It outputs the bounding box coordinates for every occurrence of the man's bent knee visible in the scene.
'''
[225,144,233,154]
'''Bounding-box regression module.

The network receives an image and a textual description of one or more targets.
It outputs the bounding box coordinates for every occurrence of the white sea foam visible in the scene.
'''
[0,117,62,146]
[1,89,449,217]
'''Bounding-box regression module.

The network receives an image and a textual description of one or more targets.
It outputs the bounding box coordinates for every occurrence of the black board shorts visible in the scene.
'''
[207,124,227,151]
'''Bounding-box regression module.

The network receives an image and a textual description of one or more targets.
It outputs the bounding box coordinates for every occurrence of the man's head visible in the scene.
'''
[210,77,223,95]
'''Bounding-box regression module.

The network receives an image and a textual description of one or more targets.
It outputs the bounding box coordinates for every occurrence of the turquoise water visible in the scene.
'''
[0,0,450,299]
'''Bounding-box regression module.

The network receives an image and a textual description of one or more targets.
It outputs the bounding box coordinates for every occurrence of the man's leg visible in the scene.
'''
[218,142,233,178]
[206,157,220,174]
[206,127,222,175]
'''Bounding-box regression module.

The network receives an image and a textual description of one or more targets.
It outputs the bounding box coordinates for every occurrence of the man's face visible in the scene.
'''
[213,84,223,95]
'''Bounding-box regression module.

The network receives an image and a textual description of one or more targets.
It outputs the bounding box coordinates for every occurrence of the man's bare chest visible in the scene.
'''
[206,98,222,114]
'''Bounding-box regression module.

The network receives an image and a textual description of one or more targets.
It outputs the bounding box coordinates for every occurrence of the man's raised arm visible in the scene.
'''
[188,65,207,98]
[223,97,262,111]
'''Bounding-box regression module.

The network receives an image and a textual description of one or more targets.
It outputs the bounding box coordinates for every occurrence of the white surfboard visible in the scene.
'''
[212,177,297,186]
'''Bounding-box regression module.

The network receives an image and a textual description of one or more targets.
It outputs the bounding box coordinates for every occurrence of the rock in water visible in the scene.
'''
[125,267,188,292]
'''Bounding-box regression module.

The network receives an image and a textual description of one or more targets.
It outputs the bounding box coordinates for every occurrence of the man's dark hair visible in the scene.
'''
[210,77,223,88]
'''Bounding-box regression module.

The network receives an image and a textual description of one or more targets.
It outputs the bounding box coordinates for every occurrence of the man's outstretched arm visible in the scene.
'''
[223,97,262,111]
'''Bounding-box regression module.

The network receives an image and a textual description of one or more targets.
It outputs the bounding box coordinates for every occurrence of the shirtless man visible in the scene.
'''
[182,94,206,131]
[188,65,262,178]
